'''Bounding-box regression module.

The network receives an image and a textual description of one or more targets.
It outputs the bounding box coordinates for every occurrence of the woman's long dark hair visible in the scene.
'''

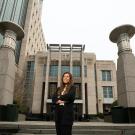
[57,72,73,95]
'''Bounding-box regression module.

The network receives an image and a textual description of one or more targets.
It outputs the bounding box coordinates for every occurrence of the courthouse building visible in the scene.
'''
[24,44,117,120]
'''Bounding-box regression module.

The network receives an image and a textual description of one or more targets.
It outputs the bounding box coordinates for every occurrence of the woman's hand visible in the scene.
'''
[56,100,64,104]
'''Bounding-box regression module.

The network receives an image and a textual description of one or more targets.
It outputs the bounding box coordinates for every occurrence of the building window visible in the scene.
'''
[24,61,35,105]
[50,65,58,77]
[73,66,81,77]
[102,70,111,81]
[61,65,70,75]
[43,65,46,77]
[74,83,81,99]
[84,65,87,77]
[48,82,57,99]
[103,86,113,98]
[15,40,22,64]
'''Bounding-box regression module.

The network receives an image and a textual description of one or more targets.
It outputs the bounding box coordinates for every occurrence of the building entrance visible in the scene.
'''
[73,103,82,121]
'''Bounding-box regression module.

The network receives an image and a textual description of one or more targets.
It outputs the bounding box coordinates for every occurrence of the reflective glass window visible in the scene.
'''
[103,86,113,98]
[61,65,70,75]
[50,65,58,77]
[102,70,111,81]
[0,34,3,47]
[24,61,35,102]
[15,41,22,64]
[73,66,81,77]
[74,83,81,99]
[13,0,23,24]
[48,82,57,99]
[18,0,29,27]
[2,0,14,21]
[0,0,4,17]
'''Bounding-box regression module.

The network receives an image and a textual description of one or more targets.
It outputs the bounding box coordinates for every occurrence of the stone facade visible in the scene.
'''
[24,44,117,118]
[18,0,46,74]
[95,60,117,113]
[13,0,46,106]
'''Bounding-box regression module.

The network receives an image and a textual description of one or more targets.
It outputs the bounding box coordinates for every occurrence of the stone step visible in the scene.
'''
[16,129,122,135]
[1,122,135,135]
[0,128,122,135]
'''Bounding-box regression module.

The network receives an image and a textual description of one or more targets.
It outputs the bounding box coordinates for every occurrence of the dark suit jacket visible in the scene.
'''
[52,85,76,125]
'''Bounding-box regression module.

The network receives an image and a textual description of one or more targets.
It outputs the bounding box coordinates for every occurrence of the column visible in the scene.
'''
[70,46,73,74]
[57,45,61,87]
[81,48,85,114]
[109,24,135,107]
[43,50,50,113]
[32,53,44,113]
[0,21,24,105]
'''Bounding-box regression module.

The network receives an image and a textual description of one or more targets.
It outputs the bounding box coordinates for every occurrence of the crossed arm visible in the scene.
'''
[52,86,76,105]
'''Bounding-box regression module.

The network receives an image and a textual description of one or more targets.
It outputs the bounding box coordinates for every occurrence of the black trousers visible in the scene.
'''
[55,124,72,135]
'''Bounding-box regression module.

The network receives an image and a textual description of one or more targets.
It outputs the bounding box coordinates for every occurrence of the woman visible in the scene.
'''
[52,72,76,135]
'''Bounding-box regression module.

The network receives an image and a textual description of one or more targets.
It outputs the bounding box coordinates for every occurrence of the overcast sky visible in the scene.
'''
[41,0,135,63]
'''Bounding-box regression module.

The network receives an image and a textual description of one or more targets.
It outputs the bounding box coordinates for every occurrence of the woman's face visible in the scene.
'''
[63,73,70,84]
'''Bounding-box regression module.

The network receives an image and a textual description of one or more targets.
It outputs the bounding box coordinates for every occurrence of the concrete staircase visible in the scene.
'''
[0,122,135,135]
